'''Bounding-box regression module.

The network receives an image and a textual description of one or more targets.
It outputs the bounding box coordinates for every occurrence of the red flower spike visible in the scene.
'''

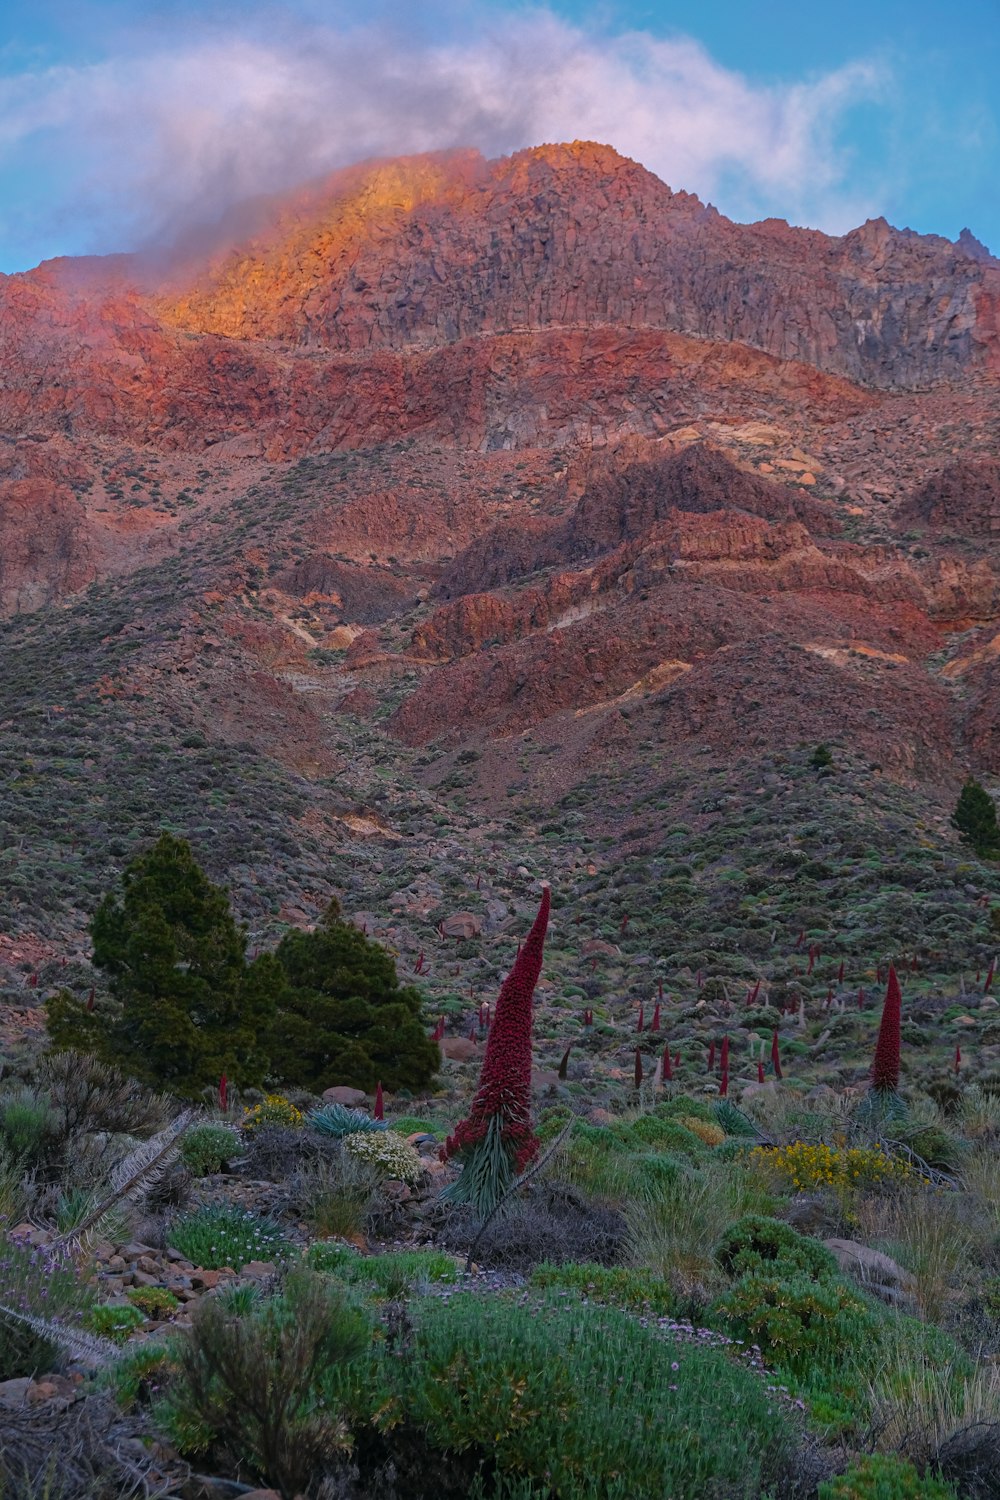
[985,961,995,995]
[771,1030,783,1080]
[218,1073,228,1113]
[651,1002,661,1031]
[28,973,38,988]
[872,964,903,1093]
[443,887,550,1176]
[663,1042,673,1082]
[720,1069,729,1098]
[795,929,805,950]
[838,961,845,983]
[708,1040,716,1072]
[621,914,630,934]
[468,1018,477,1041]
[634,1049,643,1088]
[807,949,815,975]
[673,1052,681,1067]
[374,1082,384,1120]
[955,1045,962,1074]
[750,978,761,1006]
[697,970,704,989]
[826,987,833,1007]
[757,1059,765,1084]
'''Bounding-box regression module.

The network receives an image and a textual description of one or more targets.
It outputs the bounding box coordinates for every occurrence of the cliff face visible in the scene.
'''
[0,139,999,812]
[153,143,1000,391]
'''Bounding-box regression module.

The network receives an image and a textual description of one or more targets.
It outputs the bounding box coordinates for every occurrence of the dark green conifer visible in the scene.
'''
[264,900,439,1092]
[47,834,272,1095]
[953,777,1000,859]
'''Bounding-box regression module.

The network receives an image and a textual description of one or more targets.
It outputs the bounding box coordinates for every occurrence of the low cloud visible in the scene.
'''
[0,7,887,260]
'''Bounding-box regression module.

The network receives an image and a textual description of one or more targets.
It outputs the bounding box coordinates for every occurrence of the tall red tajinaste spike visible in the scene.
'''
[985,960,995,995]
[662,1041,673,1081]
[872,963,902,1093]
[757,1059,765,1084]
[637,1003,645,1033]
[837,960,845,982]
[650,1002,660,1031]
[443,887,550,1174]
[374,1081,384,1120]
[708,1040,716,1072]
[719,1068,729,1098]
[955,1045,962,1074]
[720,1035,730,1074]
[218,1073,228,1113]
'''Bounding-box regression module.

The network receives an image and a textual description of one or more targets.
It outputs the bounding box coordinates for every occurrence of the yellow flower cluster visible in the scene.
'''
[752,1141,911,1192]
[241,1093,304,1134]
[676,1116,726,1148]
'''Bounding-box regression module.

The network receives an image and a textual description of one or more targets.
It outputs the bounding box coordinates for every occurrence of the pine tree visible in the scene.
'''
[953,777,1000,859]
[47,834,272,1095]
[265,900,439,1093]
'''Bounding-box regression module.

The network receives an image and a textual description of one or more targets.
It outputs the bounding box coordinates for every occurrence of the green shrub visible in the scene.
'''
[819,1454,958,1499]
[530,1261,676,1316]
[0,1091,56,1169]
[308,1244,458,1297]
[351,1291,796,1499]
[622,1116,708,1160]
[157,1270,370,1495]
[84,1302,145,1344]
[126,1286,179,1319]
[712,1272,881,1380]
[715,1215,838,1283]
[167,1205,290,1270]
[180,1123,240,1176]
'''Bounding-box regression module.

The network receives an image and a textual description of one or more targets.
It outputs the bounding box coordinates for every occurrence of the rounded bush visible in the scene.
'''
[819,1454,958,1499]
[181,1123,239,1176]
[715,1215,838,1283]
[167,1205,290,1270]
[712,1272,881,1379]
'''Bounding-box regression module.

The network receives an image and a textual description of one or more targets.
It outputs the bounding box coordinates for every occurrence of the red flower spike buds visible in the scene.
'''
[955,1045,962,1074]
[651,1002,661,1031]
[374,1082,384,1120]
[757,1059,765,1084]
[663,1043,673,1082]
[750,978,761,1005]
[621,914,630,934]
[443,886,550,1182]
[985,961,995,995]
[771,1030,783,1080]
[826,987,833,1008]
[218,1074,227,1113]
[807,948,815,975]
[795,929,804,950]
[708,1040,716,1072]
[674,1052,681,1067]
[872,963,903,1093]
[720,1069,729,1098]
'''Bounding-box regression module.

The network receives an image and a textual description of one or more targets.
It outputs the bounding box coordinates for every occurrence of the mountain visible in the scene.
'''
[0,141,997,1020]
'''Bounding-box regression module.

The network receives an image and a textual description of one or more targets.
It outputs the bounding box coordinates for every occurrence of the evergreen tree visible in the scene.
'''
[953,777,1000,859]
[47,834,273,1095]
[265,901,438,1093]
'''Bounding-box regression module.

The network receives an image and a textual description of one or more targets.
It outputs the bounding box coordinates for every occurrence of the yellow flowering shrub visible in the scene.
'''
[241,1094,304,1134]
[752,1141,911,1192]
[675,1116,726,1148]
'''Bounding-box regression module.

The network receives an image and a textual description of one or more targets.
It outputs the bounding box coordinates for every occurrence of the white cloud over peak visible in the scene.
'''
[0,7,888,260]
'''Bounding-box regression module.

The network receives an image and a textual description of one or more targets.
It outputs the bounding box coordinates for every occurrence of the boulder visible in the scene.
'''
[322,1085,368,1106]
[439,1037,478,1062]
[441,911,482,940]
[823,1238,914,1305]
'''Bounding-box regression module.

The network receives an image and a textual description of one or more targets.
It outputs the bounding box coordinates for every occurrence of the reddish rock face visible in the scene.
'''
[0,138,999,812]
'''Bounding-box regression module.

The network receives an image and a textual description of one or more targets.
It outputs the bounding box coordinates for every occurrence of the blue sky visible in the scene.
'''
[0,0,997,273]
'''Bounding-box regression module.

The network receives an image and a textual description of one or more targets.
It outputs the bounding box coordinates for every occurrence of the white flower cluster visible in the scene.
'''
[344,1129,423,1183]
